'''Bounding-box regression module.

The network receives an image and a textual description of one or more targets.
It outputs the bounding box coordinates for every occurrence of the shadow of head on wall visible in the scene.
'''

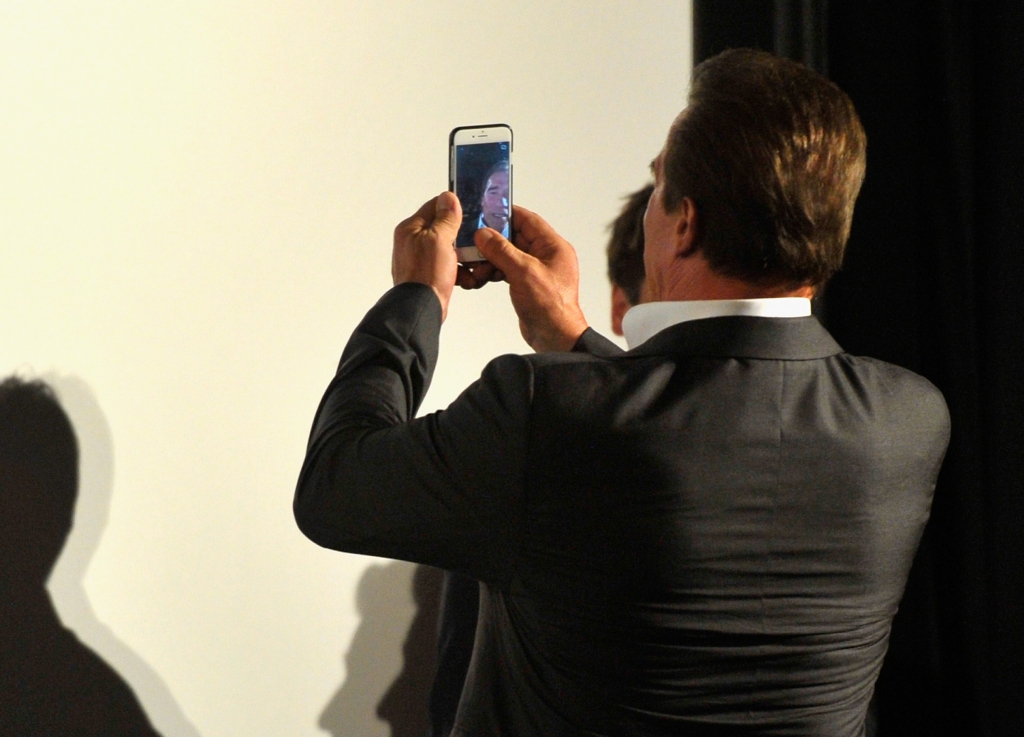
[319,562,443,737]
[0,375,160,735]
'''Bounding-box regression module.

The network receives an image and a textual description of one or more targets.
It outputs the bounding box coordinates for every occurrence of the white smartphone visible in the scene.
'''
[449,124,513,262]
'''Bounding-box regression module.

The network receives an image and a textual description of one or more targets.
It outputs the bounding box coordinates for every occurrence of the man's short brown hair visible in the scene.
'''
[663,48,867,287]
[606,183,653,306]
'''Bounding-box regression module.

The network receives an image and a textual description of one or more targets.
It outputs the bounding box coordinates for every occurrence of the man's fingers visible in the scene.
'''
[395,201,431,236]
[456,264,491,290]
[467,261,502,282]
[475,228,531,277]
[397,192,463,242]
[409,194,448,227]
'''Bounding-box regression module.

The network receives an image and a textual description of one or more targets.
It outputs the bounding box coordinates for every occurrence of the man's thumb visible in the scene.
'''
[475,228,527,275]
[433,191,463,235]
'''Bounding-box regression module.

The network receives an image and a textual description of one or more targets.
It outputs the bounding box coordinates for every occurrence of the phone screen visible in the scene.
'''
[453,141,511,247]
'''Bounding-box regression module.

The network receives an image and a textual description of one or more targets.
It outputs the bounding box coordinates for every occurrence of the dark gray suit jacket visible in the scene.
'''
[295,283,950,736]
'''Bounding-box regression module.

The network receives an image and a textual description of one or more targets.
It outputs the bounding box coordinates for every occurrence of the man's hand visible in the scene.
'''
[474,205,589,352]
[455,257,505,291]
[392,191,463,320]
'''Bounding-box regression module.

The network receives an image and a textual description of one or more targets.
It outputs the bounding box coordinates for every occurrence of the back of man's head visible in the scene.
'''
[663,48,867,288]
[606,183,653,306]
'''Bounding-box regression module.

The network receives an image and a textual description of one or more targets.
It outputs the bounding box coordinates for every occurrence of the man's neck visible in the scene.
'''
[646,253,814,302]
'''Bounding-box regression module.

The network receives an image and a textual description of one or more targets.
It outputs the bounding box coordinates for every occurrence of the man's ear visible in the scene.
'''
[611,285,631,336]
[674,197,699,258]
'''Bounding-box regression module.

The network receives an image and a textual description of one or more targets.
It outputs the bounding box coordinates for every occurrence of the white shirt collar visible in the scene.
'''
[621,298,811,349]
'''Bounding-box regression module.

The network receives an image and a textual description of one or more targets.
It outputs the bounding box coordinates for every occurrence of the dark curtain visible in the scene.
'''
[694,2,1024,736]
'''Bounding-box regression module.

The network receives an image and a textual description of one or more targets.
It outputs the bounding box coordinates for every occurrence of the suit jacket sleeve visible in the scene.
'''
[293,283,532,586]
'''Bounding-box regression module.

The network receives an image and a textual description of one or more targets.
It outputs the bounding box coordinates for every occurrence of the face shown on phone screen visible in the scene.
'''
[480,163,510,233]
[454,141,511,248]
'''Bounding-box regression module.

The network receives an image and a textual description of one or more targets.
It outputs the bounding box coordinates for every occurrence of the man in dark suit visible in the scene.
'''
[294,49,950,736]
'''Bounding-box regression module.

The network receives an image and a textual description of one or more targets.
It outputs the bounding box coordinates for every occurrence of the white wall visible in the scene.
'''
[0,2,692,735]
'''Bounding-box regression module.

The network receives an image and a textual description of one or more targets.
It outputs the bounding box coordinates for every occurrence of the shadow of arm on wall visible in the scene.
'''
[318,562,442,737]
